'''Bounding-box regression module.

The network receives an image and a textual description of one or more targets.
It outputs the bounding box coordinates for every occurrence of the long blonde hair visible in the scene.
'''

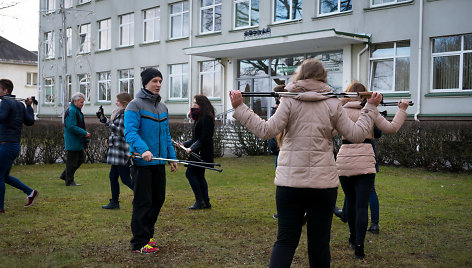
[292,58,327,83]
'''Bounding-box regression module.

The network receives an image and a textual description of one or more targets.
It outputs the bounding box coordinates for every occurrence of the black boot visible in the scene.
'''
[368,223,380,234]
[354,244,365,259]
[188,200,206,210]
[348,236,356,250]
[102,199,120,209]
[334,206,347,223]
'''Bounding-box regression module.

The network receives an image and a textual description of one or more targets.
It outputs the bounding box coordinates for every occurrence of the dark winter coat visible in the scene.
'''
[183,115,214,164]
[64,103,87,151]
[0,94,34,142]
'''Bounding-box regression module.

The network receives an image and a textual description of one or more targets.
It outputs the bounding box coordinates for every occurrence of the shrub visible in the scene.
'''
[229,122,270,157]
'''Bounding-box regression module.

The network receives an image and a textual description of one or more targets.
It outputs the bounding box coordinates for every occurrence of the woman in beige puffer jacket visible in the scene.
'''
[229,58,383,268]
[336,81,409,260]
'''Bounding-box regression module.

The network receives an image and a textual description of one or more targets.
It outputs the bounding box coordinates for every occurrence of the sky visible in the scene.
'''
[0,0,39,51]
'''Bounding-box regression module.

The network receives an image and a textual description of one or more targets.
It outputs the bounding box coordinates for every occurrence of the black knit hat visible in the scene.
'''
[141,68,162,87]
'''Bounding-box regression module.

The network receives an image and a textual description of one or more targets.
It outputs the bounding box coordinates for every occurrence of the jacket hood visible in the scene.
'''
[285,79,333,102]
[137,88,161,102]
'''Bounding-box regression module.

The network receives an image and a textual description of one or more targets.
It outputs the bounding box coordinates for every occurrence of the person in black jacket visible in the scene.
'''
[181,94,215,210]
[0,79,38,213]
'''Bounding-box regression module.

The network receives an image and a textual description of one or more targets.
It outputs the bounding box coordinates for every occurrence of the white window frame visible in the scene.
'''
[97,71,112,102]
[78,73,91,103]
[46,0,55,13]
[369,41,410,93]
[430,34,472,92]
[371,0,409,8]
[119,69,135,96]
[27,72,38,86]
[143,7,160,43]
[119,13,135,47]
[45,31,55,59]
[169,63,189,100]
[66,27,72,56]
[169,1,190,39]
[98,18,111,50]
[318,0,352,16]
[78,0,91,4]
[66,75,72,102]
[78,23,91,53]
[233,0,259,29]
[199,61,221,99]
[200,0,222,34]
[44,77,55,104]
[273,0,302,23]
[64,0,73,8]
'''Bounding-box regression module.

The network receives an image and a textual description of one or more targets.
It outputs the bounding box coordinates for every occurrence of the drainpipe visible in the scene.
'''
[414,0,424,122]
[357,43,369,81]
[187,0,193,121]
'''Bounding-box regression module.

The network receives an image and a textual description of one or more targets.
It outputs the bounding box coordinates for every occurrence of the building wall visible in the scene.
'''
[0,62,38,100]
[38,0,472,121]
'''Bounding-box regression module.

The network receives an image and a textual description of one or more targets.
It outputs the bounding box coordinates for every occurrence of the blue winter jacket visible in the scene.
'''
[64,103,87,151]
[0,94,34,142]
[124,89,176,166]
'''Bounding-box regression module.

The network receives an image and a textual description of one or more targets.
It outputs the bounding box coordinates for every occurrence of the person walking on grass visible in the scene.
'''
[229,58,383,267]
[60,92,90,186]
[96,92,134,209]
[335,81,409,259]
[180,94,215,210]
[0,79,38,214]
[125,68,178,254]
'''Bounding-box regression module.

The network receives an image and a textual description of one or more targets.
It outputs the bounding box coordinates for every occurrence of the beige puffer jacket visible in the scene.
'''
[336,100,408,177]
[233,80,379,189]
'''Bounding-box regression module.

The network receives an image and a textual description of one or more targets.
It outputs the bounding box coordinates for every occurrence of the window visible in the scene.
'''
[431,34,472,91]
[98,71,111,102]
[143,7,160,43]
[199,61,221,98]
[26,72,38,86]
[45,31,55,59]
[119,69,134,96]
[79,23,91,53]
[234,0,259,29]
[78,0,91,4]
[66,75,72,102]
[78,73,91,102]
[169,63,189,99]
[44,78,55,104]
[274,0,302,23]
[46,0,55,13]
[66,27,72,56]
[98,19,111,50]
[200,0,222,34]
[119,13,134,46]
[170,1,190,39]
[64,0,72,8]
[370,41,410,92]
[371,0,409,7]
[319,0,352,15]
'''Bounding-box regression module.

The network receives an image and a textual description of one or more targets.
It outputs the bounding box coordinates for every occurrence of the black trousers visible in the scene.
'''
[60,150,85,186]
[339,174,375,247]
[130,165,166,250]
[185,166,209,204]
[269,186,337,268]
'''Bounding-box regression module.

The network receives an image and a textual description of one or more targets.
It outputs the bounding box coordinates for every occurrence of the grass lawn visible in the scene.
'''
[1,156,471,267]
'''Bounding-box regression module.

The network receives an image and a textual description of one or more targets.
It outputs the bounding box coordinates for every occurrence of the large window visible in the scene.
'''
[234,0,259,29]
[319,0,352,15]
[170,1,190,39]
[119,13,134,46]
[98,19,111,50]
[46,0,55,13]
[371,0,409,7]
[98,71,111,102]
[169,63,189,100]
[79,23,91,53]
[200,0,222,34]
[27,72,38,86]
[66,27,72,56]
[274,0,302,23]
[199,61,221,98]
[119,69,134,96]
[370,41,410,92]
[78,74,91,102]
[45,31,55,59]
[431,34,472,91]
[44,78,55,104]
[143,7,160,43]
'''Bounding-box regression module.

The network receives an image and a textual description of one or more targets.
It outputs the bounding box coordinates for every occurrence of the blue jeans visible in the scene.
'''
[0,142,33,210]
[109,165,132,202]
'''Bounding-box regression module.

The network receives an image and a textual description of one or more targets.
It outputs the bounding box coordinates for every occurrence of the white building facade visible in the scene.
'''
[38,0,472,121]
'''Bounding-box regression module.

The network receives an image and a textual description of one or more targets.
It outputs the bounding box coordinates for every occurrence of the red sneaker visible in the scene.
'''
[132,244,159,254]
[0,209,4,213]
[25,190,38,207]
[148,238,157,248]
